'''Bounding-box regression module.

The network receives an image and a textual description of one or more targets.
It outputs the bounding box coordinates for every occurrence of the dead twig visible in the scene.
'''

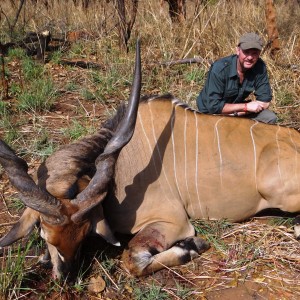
[95,258,120,290]
[0,191,19,218]
[60,59,104,70]
[11,0,26,33]
[0,222,16,227]
[160,57,209,67]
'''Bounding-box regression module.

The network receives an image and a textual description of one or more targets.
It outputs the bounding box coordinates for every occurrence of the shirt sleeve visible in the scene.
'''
[202,67,227,114]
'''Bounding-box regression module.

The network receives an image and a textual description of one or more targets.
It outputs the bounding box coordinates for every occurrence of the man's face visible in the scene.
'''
[236,47,261,70]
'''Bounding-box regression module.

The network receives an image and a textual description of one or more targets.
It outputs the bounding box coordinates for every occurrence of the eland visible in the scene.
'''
[0,40,299,279]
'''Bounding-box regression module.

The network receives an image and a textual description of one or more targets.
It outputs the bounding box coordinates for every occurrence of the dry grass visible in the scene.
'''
[149,218,300,299]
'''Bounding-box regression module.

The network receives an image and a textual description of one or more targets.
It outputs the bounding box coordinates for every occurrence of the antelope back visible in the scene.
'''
[105,95,300,234]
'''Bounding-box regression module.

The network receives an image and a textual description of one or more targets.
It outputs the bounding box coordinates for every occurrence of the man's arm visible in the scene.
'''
[221,100,270,116]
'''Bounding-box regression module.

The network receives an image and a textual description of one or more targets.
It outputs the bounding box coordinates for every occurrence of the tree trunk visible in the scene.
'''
[265,0,280,58]
[165,0,186,23]
[114,0,138,52]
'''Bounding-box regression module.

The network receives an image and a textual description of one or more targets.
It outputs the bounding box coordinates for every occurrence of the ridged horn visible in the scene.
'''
[0,140,65,223]
[101,39,142,156]
[71,39,142,222]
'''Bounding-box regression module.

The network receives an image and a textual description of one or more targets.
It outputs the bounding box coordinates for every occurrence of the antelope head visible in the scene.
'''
[0,39,141,279]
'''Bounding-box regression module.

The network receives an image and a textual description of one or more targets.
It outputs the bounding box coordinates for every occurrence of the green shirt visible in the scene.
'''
[196,55,272,114]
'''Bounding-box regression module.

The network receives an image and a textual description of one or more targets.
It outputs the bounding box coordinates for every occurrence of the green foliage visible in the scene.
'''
[66,81,79,92]
[72,260,91,293]
[99,257,116,274]
[275,89,294,107]
[80,88,96,100]
[32,130,56,158]
[21,57,44,81]
[133,282,169,300]
[9,82,22,96]
[173,282,193,299]
[61,119,93,141]
[0,100,9,116]
[3,127,19,144]
[5,54,58,112]
[68,43,86,58]
[17,79,57,112]
[90,65,128,101]
[0,241,33,298]
[268,217,294,227]
[49,50,63,64]
[7,48,26,60]
[185,67,207,85]
[0,116,20,144]
[193,219,234,251]
[6,196,25,212]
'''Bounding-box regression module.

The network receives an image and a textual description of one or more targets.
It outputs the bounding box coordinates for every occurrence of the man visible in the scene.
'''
[197,32,277,124]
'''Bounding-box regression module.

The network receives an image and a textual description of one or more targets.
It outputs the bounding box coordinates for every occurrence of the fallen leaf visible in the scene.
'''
[88,275,106,294]
[124,284,133,293]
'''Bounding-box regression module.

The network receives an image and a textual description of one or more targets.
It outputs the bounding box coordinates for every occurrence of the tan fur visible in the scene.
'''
[104,96,300,275]
[1,96,300,278]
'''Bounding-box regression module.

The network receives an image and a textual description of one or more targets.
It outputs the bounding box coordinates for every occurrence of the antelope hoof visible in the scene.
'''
[176,236,210,259]
[294,216,300,240]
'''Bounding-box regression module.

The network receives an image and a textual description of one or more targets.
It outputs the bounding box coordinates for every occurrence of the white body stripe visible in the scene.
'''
[194,111,204,217]
[109,96,300,237]
[250,122,259,191]
[184,107,195,216]
[214,118,224,186]
[275,126,283,184]
[288,128,300,193]
[171,103,183,202]
[148,102,178,203]
[137,111,171,202]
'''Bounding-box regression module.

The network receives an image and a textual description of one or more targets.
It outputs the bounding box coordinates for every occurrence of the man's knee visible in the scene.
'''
[251,109,277,124]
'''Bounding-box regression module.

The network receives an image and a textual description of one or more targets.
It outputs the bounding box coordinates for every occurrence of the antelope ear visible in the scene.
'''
[94,218,120,246]
[0,207,40,247]
[91,205,120,246]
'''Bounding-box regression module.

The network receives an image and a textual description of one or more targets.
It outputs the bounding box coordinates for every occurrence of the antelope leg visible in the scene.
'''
[122,222,209,276]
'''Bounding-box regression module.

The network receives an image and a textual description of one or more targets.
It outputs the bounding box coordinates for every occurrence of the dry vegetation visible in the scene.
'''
[0,0,300,299]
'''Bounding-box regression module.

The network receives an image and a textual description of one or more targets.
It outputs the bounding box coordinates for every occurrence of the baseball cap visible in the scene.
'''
[238,32,263,51]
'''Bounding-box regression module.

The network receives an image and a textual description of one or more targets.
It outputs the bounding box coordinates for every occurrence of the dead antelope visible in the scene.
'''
[0,40,300,279]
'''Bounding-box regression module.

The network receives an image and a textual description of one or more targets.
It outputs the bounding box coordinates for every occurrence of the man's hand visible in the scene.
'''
[246,101,270,113]
[246,101,264,113]
[256,101,270,110]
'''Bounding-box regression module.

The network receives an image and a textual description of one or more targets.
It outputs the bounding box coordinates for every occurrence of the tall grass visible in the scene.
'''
[17,79,57,112]
[0,241,33,299]
[1,1,299,119]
